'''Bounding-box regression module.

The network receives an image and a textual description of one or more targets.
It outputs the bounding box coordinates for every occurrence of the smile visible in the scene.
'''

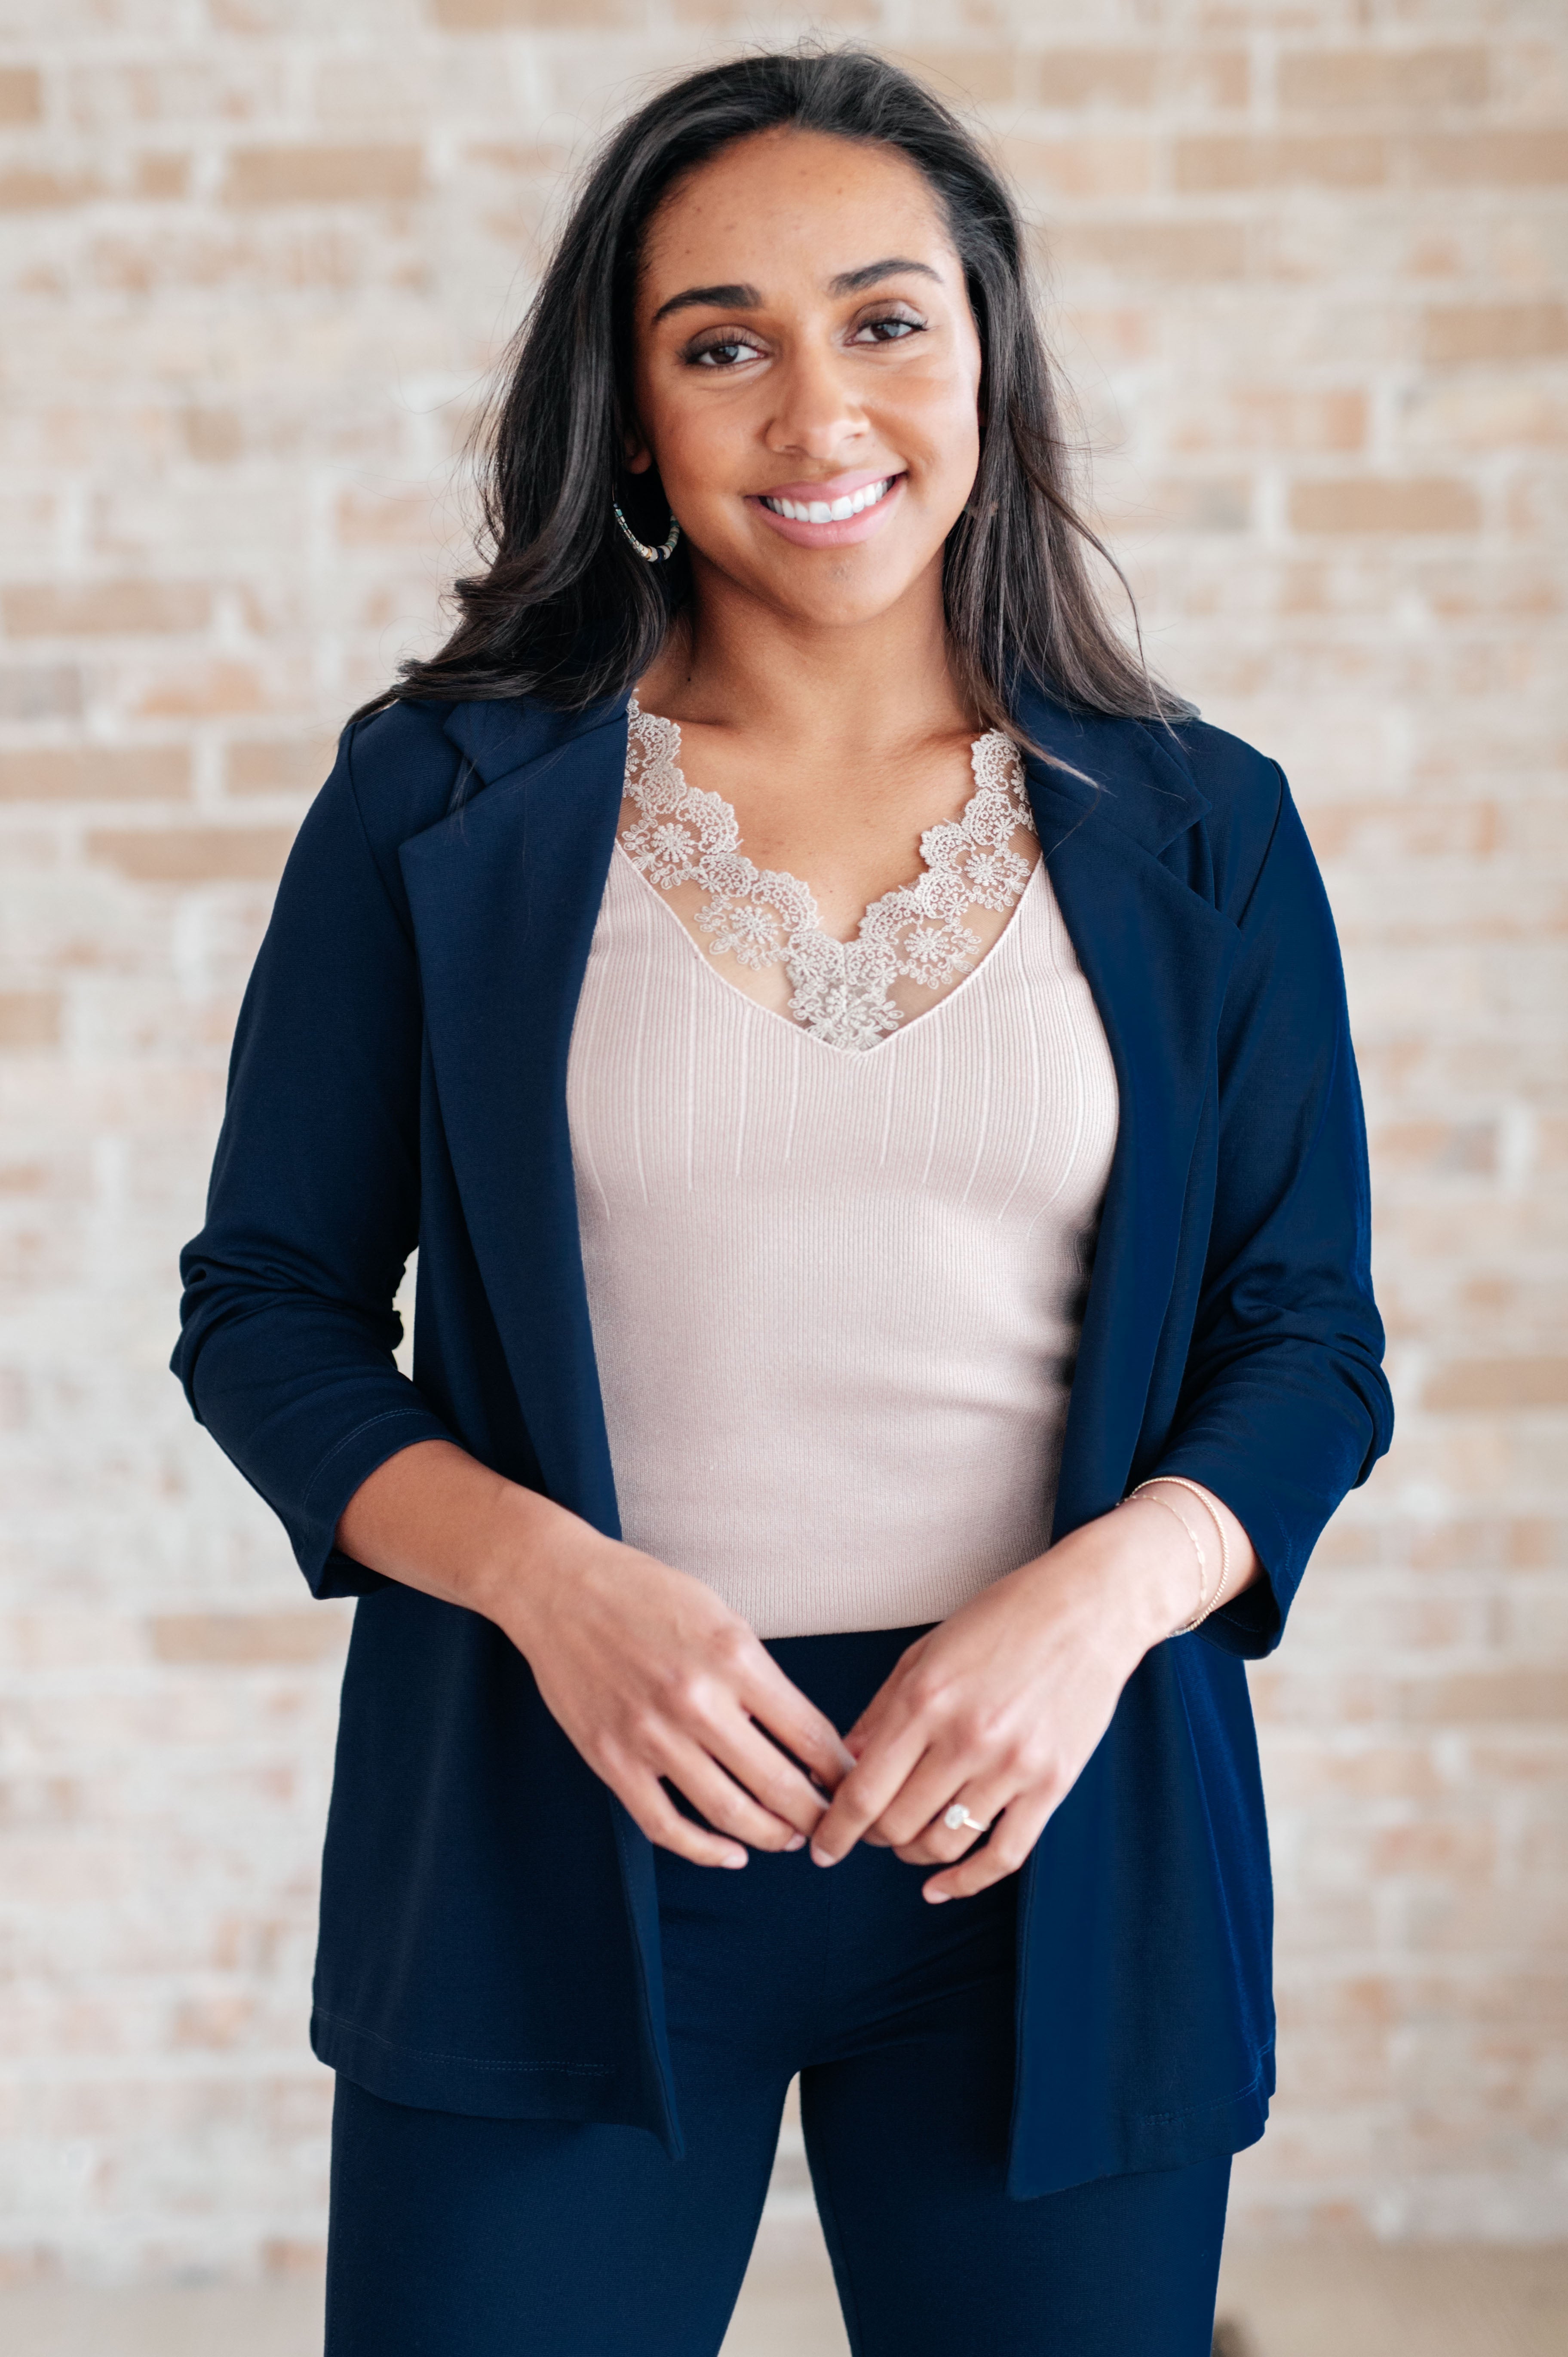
[760,476,898,524]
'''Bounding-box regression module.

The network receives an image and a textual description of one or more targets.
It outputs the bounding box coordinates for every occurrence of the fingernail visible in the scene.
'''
[721,1849,748,1869]
[924,1887,951,1905]
[810,1844,837,1868]
[785,1832,806,1852]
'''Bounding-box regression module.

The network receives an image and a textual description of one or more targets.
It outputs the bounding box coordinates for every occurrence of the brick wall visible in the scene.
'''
[1,0,1563,2278]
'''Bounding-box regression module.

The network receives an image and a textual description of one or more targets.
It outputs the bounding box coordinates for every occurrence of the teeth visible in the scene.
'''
[762,477,893,523]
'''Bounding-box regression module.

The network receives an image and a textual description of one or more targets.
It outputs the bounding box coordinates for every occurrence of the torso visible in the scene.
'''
[564,707,1120,1638]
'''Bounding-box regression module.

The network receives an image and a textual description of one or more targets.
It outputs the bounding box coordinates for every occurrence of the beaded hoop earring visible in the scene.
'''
[613,501,681,563]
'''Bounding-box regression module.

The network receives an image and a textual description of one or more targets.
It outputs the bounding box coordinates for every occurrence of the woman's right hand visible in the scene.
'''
[500,1517,855,1868]
[337,1439,853,1869]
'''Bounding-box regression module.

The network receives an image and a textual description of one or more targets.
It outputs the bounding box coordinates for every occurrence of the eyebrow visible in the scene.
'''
[650,256,941,326]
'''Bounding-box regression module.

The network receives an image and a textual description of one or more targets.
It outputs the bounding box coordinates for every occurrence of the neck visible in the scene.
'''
[636,551,977,756]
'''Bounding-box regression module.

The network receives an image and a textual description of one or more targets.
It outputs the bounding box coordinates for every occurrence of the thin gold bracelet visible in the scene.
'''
[1125,1485,1215,1634]
[1134,1478,1232,1616]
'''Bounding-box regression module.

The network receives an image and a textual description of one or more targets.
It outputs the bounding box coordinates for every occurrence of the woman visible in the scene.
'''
[173,47,1392,2357]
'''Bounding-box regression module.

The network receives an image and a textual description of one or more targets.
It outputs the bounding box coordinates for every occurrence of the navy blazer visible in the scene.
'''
[172,678,1392,2197]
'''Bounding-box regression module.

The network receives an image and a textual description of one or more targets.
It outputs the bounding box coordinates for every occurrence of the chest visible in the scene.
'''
[567,844,1118,1230]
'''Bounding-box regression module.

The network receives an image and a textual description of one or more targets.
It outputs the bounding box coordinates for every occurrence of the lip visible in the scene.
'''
[746,470,905,549]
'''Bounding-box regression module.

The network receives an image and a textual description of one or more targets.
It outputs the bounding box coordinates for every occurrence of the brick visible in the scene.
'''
[221,144,426,207]
[1421,304,1568,364]
[1279,48,1489,113]
[0,664,83,721]
[225,738,328,795]
[1047,219,1247,280]
[0,166,99,209]
[1396,1673,1568,1726]
[1026,48,1248,111]
[1033,49,1156,108]
[177,407,245,462]
[150,1614,348,1665]
[1003,135,1153,199]
[1424,1357,1568,1412]
[1170,388,1368,454]
[1411,131,1568,186]
[86,825,295,883]
[0,746,190,801]
[1,581,210,636]
[135,659,269,717]
[133,152,189,200]
[1174,134,1387,192]
[433,0,638,24]
[0,992,62,1049]
[0,66,43,123]
[1290,476,1482,533]
[893,49,1018,106]
[334,487,439,546]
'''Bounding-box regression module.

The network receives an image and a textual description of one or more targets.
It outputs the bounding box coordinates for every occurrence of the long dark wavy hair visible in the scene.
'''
[357,46,1188,733]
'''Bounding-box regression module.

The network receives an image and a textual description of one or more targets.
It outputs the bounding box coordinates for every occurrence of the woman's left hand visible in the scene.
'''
[807,1489,1254,1903]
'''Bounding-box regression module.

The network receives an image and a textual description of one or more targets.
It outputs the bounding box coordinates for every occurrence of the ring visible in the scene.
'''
[942,1804,988,1835]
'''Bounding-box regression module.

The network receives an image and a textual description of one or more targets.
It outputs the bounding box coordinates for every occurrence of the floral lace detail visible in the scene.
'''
[620,700,1037,1053]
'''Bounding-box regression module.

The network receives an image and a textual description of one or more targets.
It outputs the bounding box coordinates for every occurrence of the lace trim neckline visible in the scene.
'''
[619,699,1038,1053]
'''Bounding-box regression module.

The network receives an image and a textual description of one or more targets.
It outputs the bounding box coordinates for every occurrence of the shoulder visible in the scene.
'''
[1159,714,1289,924]
[338,697,467,854]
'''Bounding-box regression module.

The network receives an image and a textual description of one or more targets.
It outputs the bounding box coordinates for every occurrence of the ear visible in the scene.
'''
[622,428,654,477]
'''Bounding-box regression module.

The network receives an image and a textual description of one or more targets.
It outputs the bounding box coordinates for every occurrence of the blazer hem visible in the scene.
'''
[310,2006,651,2126]
[1004,2048,1273,2201]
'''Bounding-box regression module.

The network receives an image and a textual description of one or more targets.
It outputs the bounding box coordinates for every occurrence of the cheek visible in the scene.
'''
[648,392,750,502]
[900,369,982,486]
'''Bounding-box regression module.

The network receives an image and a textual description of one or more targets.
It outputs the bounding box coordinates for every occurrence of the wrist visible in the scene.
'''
[1039,1504,1198,1661]
[463,1482,595,1637]
[1084,1497,1208,1651]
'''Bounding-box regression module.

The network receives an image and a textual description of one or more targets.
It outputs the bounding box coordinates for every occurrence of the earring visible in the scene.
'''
[613,500,680,563]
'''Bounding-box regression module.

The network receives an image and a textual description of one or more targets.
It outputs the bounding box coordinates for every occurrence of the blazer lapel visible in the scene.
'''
[1016,687,1242,1532]
[399,697,631,1534]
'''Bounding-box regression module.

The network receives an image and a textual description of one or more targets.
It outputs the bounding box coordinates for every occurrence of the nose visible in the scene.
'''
[764,339,868,465]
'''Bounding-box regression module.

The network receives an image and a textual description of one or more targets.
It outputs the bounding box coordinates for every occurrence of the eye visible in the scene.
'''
[686,332,765,370]
[851,313,924,346]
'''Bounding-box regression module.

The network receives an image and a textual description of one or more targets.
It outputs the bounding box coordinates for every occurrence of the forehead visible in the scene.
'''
[639,128,954,298]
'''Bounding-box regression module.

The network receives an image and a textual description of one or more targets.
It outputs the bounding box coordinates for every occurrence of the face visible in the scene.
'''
[626,128,984,628]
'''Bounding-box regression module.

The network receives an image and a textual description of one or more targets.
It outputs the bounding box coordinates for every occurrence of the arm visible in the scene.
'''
[174,718,850,1857]
[170,721,453,1594]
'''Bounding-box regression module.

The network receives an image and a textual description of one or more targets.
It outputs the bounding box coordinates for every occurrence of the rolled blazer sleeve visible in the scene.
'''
[1157,772,1393,1656]
[170,724,454,1596]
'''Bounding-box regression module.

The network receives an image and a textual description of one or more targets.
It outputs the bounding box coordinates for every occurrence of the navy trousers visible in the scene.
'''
[325,1628,1231,2355]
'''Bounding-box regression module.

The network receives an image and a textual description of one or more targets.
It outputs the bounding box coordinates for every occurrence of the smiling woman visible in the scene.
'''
[173,43,1392,2357]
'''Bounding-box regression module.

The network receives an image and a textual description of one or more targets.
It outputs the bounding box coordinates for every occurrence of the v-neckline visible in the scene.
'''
[616,700,1041,1054]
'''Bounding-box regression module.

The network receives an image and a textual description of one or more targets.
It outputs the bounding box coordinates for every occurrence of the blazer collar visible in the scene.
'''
[441,691,631,798]
[1010,676,1208,862]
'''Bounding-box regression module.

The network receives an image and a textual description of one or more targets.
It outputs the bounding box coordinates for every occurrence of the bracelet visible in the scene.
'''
[1138,1478,1232,1616]
[1132,1480,1226,1631]
[1125,1485,1215,1635]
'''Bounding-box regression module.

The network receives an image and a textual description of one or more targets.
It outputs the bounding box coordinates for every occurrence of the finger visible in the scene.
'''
[840,1636,930,1759]
[738,1653,857,1793]
[624,1777,749,1871]
[921,1792,1055,1904]
[862,1748,994,1854]
[704,1711,833,1841]
[810,1718,934,1866]
[661,1737,808,1854]
[889,1767,1019,1866]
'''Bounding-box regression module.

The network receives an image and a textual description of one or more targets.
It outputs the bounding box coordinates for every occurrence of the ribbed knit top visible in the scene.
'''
[565,727,1120,1639]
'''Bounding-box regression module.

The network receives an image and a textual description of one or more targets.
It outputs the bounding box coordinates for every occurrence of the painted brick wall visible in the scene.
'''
[1,0,1563,2278]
